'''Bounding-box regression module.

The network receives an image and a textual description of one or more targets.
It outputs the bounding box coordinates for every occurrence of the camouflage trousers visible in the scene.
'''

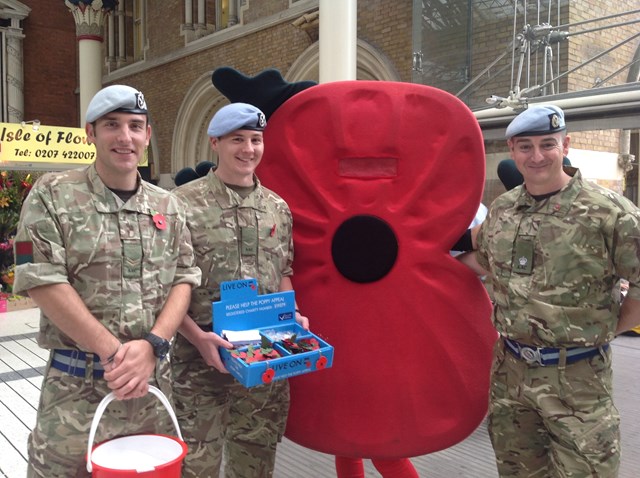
[172,336,290,478]
[488,339,620,478]
[27,354,174,478]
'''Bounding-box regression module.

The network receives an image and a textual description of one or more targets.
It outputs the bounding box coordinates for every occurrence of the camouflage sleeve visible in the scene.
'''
[170,195,202,287]
[13,179,69,296]
[475,220,490,271]
[612,208,640,301]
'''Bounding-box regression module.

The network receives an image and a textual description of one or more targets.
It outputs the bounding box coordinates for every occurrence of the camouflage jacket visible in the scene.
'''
[476,169,640,347]
[13,164,201,349]
[174,171,293,327]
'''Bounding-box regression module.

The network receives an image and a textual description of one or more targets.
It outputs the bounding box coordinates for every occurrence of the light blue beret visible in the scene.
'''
[505,105,566,139]
[207,103,267,138]
[86,85,148,123]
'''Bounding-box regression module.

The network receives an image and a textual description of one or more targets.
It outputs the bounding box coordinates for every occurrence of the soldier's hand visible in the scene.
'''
[103,340,155,400]
[193,331,233,374]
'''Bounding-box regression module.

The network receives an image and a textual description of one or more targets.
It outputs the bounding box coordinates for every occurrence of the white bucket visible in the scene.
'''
[86,386,187,477]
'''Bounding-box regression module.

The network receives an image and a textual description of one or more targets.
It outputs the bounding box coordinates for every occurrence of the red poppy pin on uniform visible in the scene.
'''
[152,213,167,230]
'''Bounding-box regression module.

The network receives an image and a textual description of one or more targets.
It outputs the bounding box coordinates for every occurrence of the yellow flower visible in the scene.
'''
[0,196,9,208]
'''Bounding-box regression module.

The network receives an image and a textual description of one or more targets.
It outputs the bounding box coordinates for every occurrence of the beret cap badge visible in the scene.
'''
[136,92,147,110]
[550,113,560,129]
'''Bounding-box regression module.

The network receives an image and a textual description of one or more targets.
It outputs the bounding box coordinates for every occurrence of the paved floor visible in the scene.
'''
[1,307,638,477]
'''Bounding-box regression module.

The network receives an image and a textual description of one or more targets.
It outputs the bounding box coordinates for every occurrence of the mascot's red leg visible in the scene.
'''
[372,459,420,478]
[335,456,420,478]
[335,456,365,478]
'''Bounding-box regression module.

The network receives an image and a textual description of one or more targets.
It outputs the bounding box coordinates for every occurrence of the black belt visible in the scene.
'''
[503,338,608,367]
[51,349,104,378]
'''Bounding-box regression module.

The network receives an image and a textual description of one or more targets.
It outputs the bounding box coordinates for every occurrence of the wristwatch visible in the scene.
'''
[143,333,171,360]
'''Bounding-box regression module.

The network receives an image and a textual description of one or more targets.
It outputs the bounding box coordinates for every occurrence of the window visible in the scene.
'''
[106,0,147,71]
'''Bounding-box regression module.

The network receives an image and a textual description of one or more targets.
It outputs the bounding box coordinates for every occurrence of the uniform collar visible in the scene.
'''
[88,163,149,214]
[207,171,267,212]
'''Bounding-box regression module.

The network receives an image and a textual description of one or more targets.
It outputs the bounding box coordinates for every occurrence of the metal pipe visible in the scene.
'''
[535,31,640,93]
[564,17,640,37]
[556,8,640,30]
[595,57,640,87]
[456,43,513,97]
[474,85,640,121]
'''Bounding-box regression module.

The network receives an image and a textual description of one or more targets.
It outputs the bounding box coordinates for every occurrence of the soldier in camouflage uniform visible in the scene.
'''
[172,102,309,478]
[463,105,640,477]
[13,85,201,478]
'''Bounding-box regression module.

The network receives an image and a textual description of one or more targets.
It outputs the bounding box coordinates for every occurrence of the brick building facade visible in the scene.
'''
[2,0,638,203]
[95,1,639,199]
[1,0,78,126]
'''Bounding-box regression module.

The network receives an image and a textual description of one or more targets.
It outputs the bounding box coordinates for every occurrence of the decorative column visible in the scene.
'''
[197,0,205,32]
[107,13,115,66]
[117,1,125,66]
[184,0,194,29]
[65,0,118,126]
[319,0,357,83]
[5,24,27,123]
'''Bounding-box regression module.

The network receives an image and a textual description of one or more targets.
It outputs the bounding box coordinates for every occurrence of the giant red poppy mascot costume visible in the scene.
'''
[210,68,496,460]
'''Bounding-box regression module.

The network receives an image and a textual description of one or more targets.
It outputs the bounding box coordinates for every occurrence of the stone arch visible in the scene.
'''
[288,38,400,82]
[169,72,227,184]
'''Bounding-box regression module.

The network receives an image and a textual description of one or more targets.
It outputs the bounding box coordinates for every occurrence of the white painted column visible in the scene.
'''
[319,0,357,83]
[78,40,103,125]
[64,1,117,126]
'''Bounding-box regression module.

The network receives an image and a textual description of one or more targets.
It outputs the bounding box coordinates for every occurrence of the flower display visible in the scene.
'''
[0,170,34,292]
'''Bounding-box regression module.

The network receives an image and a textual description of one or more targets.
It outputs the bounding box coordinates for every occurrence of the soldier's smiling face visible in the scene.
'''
[87,112,150,182]
[210,129,264,187]
[508,132,570,195]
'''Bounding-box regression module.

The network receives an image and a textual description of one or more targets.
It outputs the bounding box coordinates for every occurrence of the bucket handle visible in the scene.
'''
[86,385,183,473]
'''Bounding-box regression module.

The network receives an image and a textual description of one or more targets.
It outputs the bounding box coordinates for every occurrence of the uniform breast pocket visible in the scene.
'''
[488,240,516,281]
[259,224,287,277]
[194,227,239,280]
[540,244,607,306]
[64,215,120,283]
